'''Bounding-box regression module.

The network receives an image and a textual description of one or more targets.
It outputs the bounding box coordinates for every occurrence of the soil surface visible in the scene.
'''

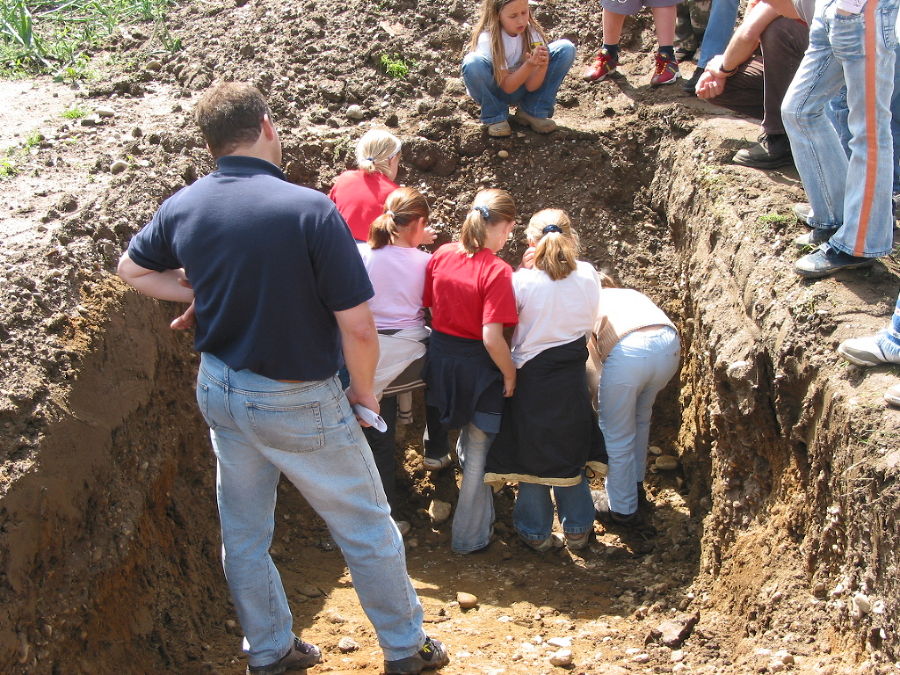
[1,1,899,674]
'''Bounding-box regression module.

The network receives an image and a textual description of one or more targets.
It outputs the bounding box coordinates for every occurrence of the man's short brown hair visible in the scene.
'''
[194,82,271,157]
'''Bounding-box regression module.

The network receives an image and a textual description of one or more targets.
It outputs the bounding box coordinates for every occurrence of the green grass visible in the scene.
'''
[757,212,794,229]
[0,0,176,79]
[61,104,89,119]
[0,156,17,178]
[379,53,411,79]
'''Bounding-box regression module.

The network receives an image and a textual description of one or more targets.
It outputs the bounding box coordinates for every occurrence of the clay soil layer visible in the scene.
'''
[0,0,898,673]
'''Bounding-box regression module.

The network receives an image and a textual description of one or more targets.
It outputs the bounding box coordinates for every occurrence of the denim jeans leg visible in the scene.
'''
[513,483,554,541]
[697,0,740,68]
[462,52,512,124]
[598,349,641,516]
[554,476,595,535]
[876,290,900,357]
[827,87,852,157]
[520,39,576,119]
[782,5,849,231]
[891,44,900,195]
[452,422,495,553]
[828,0,898,258]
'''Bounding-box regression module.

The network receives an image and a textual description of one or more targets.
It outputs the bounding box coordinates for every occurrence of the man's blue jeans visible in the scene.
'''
[697,0,740,68]
[876,290,900,357]
[781,0,899,258]
[461,40,576,124]
[196,353,425,667]
[513,477,595,542]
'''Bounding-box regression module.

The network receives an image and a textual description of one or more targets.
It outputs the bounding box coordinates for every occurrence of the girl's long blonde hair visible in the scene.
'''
[460,188,517,255]
[468,0,548,86]
[355,129,401,176]
[368,187,430,249]
[526,209,578,281]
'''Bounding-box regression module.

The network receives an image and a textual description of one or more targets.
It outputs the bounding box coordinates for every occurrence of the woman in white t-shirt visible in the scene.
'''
[485,209,606,553]
[462,0,576,138]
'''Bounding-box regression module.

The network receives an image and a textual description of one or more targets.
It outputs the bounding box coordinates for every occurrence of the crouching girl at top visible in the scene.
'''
[423,189,519,554]
[462,0,575,138]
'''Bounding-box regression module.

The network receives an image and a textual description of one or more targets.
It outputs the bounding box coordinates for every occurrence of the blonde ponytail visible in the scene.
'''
[526,208,578,281]
[368,187,430,249]
[355,129,402,176]
[460,188,516,255]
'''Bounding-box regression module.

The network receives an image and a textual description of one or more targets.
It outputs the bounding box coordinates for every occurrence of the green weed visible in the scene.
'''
[0,156,17,178]
[61,104,89,119]
[380,53,411,79]
[757,212,794,229]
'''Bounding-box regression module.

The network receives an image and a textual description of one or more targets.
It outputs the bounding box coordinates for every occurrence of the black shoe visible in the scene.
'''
[675,47,696,63]
[793,227,837,248]
[591,489,638,526]
[682,66,702,95]
[732,134,793,169]
[636,482,652,511]
[384,637,450,674]
[794,244,874,278]
[247,638,322,674]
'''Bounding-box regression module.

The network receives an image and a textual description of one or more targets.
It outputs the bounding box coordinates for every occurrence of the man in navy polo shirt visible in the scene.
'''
[118,83,448,675]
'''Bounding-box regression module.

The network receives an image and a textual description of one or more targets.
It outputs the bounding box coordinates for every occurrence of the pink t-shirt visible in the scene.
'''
[328,169,398,241]
[359,244,431,329]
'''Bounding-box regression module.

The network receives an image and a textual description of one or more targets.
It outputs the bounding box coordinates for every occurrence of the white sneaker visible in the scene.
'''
[422,453,453,471]
[837,335,900,366]
[487,120,512,137]
[511,109,557,134]
[885,383,900,408]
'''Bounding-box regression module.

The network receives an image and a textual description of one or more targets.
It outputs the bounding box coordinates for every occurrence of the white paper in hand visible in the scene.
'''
[352,404,388,432]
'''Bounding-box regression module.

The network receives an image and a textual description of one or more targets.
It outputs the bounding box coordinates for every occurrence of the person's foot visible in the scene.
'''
[793,202,813,226]
[486,120,512,137]
[422,453,453,472]
[794,244,874,278]
[583,49,618,82]
[384,637,450,674]
[793,227,837,248]
[650,52,679,86]
[519,532,564,552]
[247,638,322,674]
[511,109,558,134]
[636,482,652,511]
[591,489,638,526]
[682,66,702,95]
[885,383,900,407]
[675,46,696,63]
[564,530,592,551]
[395,519,412,537]
[732,134,793,169]
[837,335,900,366]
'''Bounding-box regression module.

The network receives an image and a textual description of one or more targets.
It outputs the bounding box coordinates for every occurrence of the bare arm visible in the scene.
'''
[335,301,380,416]
[483,322,516,397]
[499,46,548,93]
[761,0,801,19]
[117,252,194,303]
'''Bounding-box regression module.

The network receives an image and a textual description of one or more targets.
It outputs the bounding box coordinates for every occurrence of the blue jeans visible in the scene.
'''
[196,353,425,666]
[696,0,740,68]
[451,423,495,553]
[827,44,900,194]
[598,327,680,516]
[781,0,899,258]
[876,290,900,357]
[513,476,595,541]
[461,40,576,124]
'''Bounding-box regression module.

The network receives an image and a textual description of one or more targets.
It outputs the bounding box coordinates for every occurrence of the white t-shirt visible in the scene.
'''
[359,244,431,330]
[475,27,540,72]
[510,260,601,368]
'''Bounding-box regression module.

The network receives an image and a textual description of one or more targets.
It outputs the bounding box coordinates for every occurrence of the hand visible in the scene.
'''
[346,387,380,426]
[503,373,516,398]
[170,300,196,330]
[422,225,437,245]
[704,54,735,80]
[519,246,535,269]
[695,70,726,99]
[527,45,549,69]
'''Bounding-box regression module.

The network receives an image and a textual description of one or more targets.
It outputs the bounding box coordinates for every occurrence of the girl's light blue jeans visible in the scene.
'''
[781,0,899,258]
[461,40,576,124]
[514,476,595,542]
[196,353,425,666]
[451,423,496,553]
[598,327,680,516]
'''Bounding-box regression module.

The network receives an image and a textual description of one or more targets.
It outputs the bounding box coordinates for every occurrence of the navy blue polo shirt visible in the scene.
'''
[127,155,373,381]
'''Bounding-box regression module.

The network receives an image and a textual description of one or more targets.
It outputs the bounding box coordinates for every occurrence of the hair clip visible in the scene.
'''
[542,224,563,234]
[366,156,375,162]
[386,210,395,217]
[473,205,491,221]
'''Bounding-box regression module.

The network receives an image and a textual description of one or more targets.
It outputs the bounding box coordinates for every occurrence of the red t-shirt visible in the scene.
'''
[424,243,518,339]
[328,169,399,241]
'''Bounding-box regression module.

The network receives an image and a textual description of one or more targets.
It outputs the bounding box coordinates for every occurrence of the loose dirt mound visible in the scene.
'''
[0,0,898,673]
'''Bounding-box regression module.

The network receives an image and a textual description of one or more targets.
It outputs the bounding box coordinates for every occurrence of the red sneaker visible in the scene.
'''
[650,52,679,86]
[582,49,618,82]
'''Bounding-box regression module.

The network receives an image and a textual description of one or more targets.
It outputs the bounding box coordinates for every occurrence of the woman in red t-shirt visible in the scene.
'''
[329,129,402,242]
[423,189,519,554]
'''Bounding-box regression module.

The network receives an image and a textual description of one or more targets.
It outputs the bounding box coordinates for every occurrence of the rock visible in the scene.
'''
[655,455,679,471]
[109,160,128,174]
[131,126,143,138]
[851,593,871,617]
[548,648,572,667]
[80,115,102,127]
[632,653,650,663]
[145,59,163,71]
[458,124,487,156]
[428,499,451,525]
[444,77,467,96]
[547,637,571,648]
[95,106,115,118]
[337,637,359,653]
[649,445,663,456]
[297,584,322,598]
[346,104,364,120]
[650,612,699,648]
[457,592,478,609]
[671,649,684,662]
[497,150,509,159]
